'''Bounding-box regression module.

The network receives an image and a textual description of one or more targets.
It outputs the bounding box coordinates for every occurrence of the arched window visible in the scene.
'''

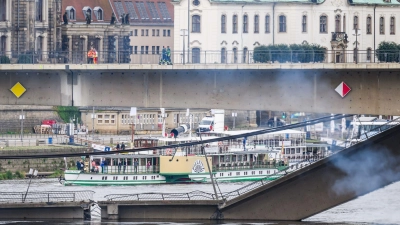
[35,0,43,21]
[243,47,248,63]
[366,48,372,61]
[343,15,346,32]
[366,16,372,34]
[192,48,200,63]
[254,15,259,33]
[335,15,341,32]
[279,15,286,32]
[380,17,385,34]
[265,15,270,33]
[0,0,6,22]
[66,6,76,20]
[390,17,395,35]
[353,16,358,30]
[221,15,226,33]
[243,15,248,33]
[192,15,201,33]
[233,48,238,63]
[320,15,327,33]
[94,7,103,21]
[302,15,307,32]
[221,48,226,63]
[233,15,238,33]
[0,36,6,53]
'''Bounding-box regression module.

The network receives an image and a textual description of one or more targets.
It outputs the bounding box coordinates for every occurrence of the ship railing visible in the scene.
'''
[219,117,400,202]
[105,190,216,201]
[0,191,95,203]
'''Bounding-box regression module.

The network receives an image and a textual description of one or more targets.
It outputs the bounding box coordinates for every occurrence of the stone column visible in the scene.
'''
[114,36,119,62]
[80,35,88,63]
[68,35,72,63]
[6,0,12,21]
[42,0,47,23]
[96,35,103,63]
[42,34,48,60]
[6,33,11,57]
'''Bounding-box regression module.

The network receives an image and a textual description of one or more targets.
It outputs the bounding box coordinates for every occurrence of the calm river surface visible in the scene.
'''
[1,179,400,224]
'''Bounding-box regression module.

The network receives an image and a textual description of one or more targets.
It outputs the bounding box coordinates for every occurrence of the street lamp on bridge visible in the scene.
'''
[352,29,361,64]
[180,29,188,65]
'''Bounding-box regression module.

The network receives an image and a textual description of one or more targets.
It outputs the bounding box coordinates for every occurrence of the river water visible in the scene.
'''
[1,179,400,224]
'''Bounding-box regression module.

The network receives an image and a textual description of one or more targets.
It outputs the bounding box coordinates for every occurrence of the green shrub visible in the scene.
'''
[376,41,399,62]
[5,171,12,179]
[54,106,81,124]
[253,43,326,63]
[14,171,25,179]
[0,56,10,64]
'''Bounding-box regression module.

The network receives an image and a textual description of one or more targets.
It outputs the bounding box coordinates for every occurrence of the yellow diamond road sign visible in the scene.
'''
[10,82,27,98]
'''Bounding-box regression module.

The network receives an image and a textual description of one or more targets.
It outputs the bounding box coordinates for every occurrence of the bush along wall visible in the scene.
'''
[376,41,400,62]
[253,44,326,63]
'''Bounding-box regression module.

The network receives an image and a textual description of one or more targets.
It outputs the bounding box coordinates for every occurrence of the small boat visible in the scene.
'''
[63,129,328,186]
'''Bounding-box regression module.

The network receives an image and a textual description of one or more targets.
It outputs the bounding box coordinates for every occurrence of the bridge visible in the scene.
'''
[1,63,400,114]
[1,116,400,221]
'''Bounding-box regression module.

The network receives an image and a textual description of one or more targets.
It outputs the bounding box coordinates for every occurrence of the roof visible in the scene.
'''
[172,0,326,4]
[62,0,114,23]
[110,0,174,23]
[349,0,400,5]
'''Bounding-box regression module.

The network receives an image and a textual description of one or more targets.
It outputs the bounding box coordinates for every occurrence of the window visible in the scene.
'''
[156,29,160,36]
[279,15,286,32]
[141,46,144,54]
[124,1,138,19]
[167,30,171,36]
[192,48,200,63]
[390,17,395,35]
[221,15,226,33]
[0,0,6,22]
[233,15,238,33]
[366,16,372,34]
[83,7,92,20]
[0,36,6,52]
[136,1,149,19]
[156,46,160,54]
[158,2,171,20]
[146,29,149,36]
[302,15,307,32]
[152,29,155,36]
[243,15,248,33]
[353,16,358,30]
[192,15,201,33]
[163,29,166,36]
[193,0,200,6]
[134,29,138,36]
[320,15,327,33]
[94,7,103,21]
[221,48,226,63]
[141,29,144,36]
[66,7,76,20]
[243,47,248,63]
[35,0,43,21]
[233,48,238,63]
[380,17,385,34]
[367,48,371,61]
[254,15,259,33]
[134,46,138,54]
[265,15,270,33]
[343,15,346,33]
[147,2,160,19]
[145,46,149,54]
[152,46,155,54]
[335,15,341,32]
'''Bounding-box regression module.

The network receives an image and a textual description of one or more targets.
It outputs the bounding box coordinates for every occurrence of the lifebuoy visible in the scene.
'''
[166,148,172,155]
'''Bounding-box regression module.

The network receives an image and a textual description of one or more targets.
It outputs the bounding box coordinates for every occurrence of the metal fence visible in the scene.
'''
[1,50,400,65]
[102,116,400,203]
[0,191,95,203]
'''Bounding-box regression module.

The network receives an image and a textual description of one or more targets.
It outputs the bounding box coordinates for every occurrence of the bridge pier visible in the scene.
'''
[106,204,119,220]
[0,202,86,219]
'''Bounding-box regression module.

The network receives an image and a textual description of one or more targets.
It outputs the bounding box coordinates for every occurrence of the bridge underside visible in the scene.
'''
[99,124,400,221]
[1,64,400,114]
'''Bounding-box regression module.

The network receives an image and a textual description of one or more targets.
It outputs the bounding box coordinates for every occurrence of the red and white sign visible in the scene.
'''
[335,81,351,98]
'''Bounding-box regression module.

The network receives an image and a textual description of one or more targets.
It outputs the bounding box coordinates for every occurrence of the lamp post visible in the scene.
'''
[353,29,360,64]
[232,112,237,129]
[180,29,188,64]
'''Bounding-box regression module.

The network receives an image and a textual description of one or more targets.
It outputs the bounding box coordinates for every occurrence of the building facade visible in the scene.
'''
[0,0,62,63]
[172,0,400,63]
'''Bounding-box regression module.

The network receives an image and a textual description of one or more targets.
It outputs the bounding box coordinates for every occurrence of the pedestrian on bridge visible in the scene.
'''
[121,142,126,150]
[76,160,81,170]
[116,142,120,151]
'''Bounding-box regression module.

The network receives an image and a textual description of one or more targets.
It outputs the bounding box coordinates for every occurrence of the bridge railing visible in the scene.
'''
[0,50,399,65]
[0,191,95,203]
[105,190,216,201]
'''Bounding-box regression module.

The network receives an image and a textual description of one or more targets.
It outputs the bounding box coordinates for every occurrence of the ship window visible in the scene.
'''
[252,171,255,175]
[259,171,262,174]
[236,172,240,175]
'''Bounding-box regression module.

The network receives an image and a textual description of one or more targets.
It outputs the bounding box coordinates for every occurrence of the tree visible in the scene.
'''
[376,41,399,62]
[253,43,326,63]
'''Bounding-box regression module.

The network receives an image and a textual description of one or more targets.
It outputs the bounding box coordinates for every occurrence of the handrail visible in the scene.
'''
[0,191,95,203]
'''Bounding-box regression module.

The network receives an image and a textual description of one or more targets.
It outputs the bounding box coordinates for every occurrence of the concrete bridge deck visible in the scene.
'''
[98,121,400,221]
